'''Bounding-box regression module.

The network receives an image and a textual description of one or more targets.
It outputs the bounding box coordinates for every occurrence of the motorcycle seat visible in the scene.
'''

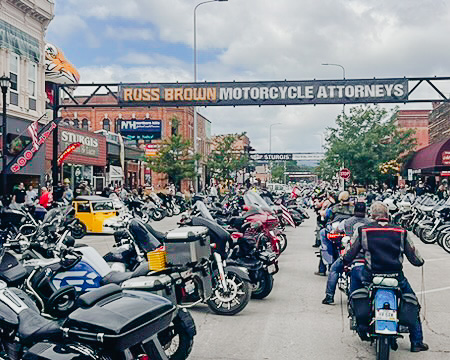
[143,223,166,243]
[18,308,61,345]
[101,271,134,285]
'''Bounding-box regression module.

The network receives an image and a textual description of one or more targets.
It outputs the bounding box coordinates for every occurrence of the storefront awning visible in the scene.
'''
[407,138,450,173]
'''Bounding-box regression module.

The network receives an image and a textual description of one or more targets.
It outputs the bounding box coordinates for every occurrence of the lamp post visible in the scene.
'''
[0,75,10,197]
[193,0,228,192]
[322,63,346,116]
[269,122,281,153]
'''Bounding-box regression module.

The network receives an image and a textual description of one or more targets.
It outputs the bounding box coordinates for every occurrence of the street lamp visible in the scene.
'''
[322,63,346,117]
[269,122,281,153]
[0,75,10,198]
[193,0,228,192]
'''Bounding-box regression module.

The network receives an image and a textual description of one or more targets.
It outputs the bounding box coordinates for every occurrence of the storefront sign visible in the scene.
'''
[60,130,99,157]
[118,79,408,107]
[58,142,81,165]
[145,144,159,157]
[120,120,162,140]
[7,120,58,174]
[250,153,293,161]
[440,171,450,176]
[442,151,450,165]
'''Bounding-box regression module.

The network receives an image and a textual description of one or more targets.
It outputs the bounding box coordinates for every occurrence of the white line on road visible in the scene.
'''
[425,257,449,262]
[417,286,450,295]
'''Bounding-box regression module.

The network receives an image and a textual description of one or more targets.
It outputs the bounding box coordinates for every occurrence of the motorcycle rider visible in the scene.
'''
[343,201,428,353]
[322,202,372,304]
[315,191,354,276]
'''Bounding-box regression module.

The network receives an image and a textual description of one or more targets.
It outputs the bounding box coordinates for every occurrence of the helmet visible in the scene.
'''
[338,191,349,202]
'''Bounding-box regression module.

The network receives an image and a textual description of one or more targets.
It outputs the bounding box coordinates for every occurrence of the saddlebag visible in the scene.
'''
[398,293,420,327]
[63,290,175,352]
[350,288,371,326]
[165,226,211,266]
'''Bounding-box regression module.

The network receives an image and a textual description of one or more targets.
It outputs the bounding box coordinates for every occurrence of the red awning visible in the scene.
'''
[408,138,450,172]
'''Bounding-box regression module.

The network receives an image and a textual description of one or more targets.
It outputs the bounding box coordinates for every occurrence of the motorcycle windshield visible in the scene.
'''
[194,201,215,221]
[42,208,61,224]
[129,219,161,252]
[244,191,273,214]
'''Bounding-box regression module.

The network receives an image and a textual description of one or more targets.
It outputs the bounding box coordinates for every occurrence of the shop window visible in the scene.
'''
[82,119,89,130]
[103,118,110,131]
[9,53,19,106]
[28,62,37,110]
[73,119,79,128]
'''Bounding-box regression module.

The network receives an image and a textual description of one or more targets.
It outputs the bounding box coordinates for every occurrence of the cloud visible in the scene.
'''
[105,26,155,41]
[50,0,450,153]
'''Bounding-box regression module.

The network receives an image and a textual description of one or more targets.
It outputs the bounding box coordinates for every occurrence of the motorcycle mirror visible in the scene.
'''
[63,236,75,248]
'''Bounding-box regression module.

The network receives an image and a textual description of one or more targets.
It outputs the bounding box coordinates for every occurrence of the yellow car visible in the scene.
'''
[73,196,118,233]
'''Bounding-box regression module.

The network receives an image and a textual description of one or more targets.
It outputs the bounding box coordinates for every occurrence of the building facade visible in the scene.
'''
[428,102,450,145]
[393,109,430,150]
[61,95,212,191]
[0,0,54,189]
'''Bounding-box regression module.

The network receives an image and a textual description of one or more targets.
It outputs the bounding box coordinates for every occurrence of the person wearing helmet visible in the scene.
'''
[315,191,354,276]
[343,202,428,353]
[63,178,73,202]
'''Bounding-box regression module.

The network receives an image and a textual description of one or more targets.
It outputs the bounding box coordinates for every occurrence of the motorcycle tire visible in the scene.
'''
[207,271,251,316]
[141,212,150,224]
[278,233,288,253]
[251,271,274,299]
[419,226,438,245]
[172,205,181,216]
[71,219,87,239]
[376,336,390,360]
[158,318,194,360]
[441,233,450,254]
[152,210,164,221]
[167,207,174,217]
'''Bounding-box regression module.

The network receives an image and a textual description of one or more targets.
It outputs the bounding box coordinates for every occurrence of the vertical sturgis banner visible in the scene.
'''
[118,78,408,107]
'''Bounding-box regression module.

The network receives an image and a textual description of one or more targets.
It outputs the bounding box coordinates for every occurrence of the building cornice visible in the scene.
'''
[5,0,54,25]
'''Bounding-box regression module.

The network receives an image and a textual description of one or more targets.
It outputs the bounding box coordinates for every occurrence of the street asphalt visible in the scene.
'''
[84,212,450,360]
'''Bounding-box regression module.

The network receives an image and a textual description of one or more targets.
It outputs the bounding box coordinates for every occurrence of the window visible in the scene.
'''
[82,119,89,130]
[9,53,19,106]
[103,118,110,131]
[73,119,79,128]
[28,62,37,110]
[77,202,91,213]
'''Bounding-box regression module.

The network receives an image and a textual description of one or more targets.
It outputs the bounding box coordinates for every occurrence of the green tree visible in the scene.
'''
[316,106,416,185]
[207,133,249,182]
[146,118,200,187]
[271,164,285,183]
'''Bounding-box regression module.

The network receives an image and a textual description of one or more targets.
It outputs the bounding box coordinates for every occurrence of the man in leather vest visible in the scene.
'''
[343,202,428,353]
[315,191,354,276]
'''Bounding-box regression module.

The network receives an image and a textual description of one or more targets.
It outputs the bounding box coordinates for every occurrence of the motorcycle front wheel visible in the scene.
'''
[376,336,390,360]
[71,219,87,239]
[152,210,164,221]
[207,271,251,316]
[278,233,288,253]
[419,226,438,244]
[251,271,274,299]
[441,233,450,254]
[172,205,181,216]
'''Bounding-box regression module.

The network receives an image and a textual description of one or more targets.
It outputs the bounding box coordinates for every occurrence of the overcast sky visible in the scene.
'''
[46,0,450,153]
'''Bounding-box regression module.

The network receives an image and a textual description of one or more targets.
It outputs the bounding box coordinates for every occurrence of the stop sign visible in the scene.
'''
[340,168,351,180]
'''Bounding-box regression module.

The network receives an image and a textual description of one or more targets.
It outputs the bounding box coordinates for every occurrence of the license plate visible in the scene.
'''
[267,264,276,274]
[376,309,396,321]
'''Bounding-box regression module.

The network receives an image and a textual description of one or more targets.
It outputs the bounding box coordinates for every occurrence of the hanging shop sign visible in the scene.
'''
[442,151,450,165]
[118,79,408,107]
[119,120,162,140]
[250,153,293,161]
[6,118,60,174]
[145,144,160,157]
[60,130,99,157]
[58,142,82,166]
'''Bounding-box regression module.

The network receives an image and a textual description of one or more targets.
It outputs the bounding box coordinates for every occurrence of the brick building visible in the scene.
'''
[428,102,450,145]
[393,109,430,150]
[61,94,212,190]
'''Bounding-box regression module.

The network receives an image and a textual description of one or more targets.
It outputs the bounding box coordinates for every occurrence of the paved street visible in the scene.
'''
[85,214,450,360]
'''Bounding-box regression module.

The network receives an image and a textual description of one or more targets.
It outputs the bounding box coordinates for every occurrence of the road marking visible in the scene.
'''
[416,286,450,295]
[425,257,449,262]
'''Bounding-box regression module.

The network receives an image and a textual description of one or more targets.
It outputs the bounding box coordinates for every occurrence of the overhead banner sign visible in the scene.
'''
[120,119,162,140]
[250,153,293,161]
[118,78,408,107]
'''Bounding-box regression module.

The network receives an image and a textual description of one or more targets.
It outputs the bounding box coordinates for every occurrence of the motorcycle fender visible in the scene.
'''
[224,265,251,282]
[174,308,197,337]
[418,220,435,228]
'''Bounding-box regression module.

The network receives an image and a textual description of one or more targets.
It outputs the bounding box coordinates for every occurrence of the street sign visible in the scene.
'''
[340,168,351,180]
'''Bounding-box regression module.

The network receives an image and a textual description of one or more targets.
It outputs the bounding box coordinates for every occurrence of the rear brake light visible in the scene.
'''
[327,233,343,239]
[138,355,149,360]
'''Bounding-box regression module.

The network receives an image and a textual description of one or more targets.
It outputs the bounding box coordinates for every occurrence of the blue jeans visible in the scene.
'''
[320,228,334,265]
[351,269,424,344]
[326,260,365,297]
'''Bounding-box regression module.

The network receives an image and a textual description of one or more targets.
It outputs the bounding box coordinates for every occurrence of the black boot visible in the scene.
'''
[411,342,429,352]
[322,295,334,305]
